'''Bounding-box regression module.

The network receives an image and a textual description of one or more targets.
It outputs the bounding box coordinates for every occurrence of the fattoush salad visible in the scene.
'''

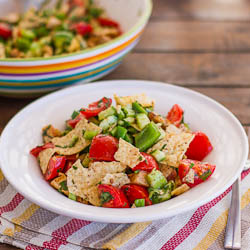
[30,94,215,208]
[0,0,121,58]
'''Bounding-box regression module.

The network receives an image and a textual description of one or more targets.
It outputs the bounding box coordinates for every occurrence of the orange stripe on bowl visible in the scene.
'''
[0,33,140,74]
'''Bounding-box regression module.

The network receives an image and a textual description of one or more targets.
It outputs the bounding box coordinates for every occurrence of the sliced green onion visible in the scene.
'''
[134,198,145,207]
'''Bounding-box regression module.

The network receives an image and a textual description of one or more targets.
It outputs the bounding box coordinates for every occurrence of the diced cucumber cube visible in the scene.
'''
[98,106,116,121]
[146,169,167,189]
[136,113,150,130]
[151,149,166,163]
[99,115,117,130]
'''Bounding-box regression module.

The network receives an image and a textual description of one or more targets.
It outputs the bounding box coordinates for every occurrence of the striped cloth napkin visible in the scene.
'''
[0,168,250,250]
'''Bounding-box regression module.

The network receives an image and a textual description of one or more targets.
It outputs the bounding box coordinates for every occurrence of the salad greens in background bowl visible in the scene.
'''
[0,0,152,97]
[0,80,248,223]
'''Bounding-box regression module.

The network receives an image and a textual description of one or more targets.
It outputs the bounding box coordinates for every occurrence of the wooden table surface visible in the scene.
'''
[1,0,250,249]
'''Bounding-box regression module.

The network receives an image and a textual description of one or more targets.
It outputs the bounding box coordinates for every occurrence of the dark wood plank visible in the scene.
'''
[152,0,250,21]
[104,52,250,87]
[0,244,20,250]
[0,97,33,134]
[137,21,250,52]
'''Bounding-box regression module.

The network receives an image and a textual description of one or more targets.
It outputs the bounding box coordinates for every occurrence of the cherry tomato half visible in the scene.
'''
[133,152,159,172]
[44,155,66,181]
[89,135,118,161]
[178,159,216,188]
[30,142,54,157]
[98,184,129,208]
[121,184,152,206]
[98,18,119,28]
[166,104,183,127]
[80,97,112,119]
[0,23,12,39]
[185,131,213,161]
[73,22,92,36]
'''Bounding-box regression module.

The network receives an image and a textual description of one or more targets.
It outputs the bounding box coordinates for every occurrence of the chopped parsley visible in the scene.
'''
[199,169,212,181]
[100,192,113,205]
[69,136,79,147]
[42,125,51,137]
[56,135,79,148]
[73,165,78,170]
[59,181,68,191]
[138,155,143,161]
[71,110,79,120]
[89,8,103,18]
[189,163,194,169]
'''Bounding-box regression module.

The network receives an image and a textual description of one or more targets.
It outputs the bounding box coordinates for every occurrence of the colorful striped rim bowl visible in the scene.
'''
[0,80,248,223]
[0,0,152,97]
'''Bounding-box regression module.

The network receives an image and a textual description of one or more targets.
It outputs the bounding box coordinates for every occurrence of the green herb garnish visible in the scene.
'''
[100,192,113,205]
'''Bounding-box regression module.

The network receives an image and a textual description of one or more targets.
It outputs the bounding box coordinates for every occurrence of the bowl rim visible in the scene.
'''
[0,80,248,223]
[0,0,152,63]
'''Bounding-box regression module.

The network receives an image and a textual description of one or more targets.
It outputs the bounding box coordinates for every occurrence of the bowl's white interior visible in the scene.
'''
[0,0,147,32]
[0,80,248,223]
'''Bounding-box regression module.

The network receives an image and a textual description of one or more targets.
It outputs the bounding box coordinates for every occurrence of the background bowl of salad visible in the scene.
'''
[0,0,152,97]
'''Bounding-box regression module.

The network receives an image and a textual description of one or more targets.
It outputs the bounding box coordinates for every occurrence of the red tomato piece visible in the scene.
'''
[178,159,216,188]
[89,135,118,161]
[121,184,152,206]
[73,22,92,36]
[63,154,78,173]
[44,155,66,181]
[64,161,73,173]
[98,184,129,208]
[166,104,183,127]
[30,142,54,157]
[133,152,159,172]
[0,23,12,39]
[80,97,112,119]
[68,0,84,7]
[98,17,119,28]
[67,112,85,129]
[185,131,213,161]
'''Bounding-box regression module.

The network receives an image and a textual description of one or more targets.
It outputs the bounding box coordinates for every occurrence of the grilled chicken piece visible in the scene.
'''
[148,112,167,128]
[129,171,149,187]
[159,164,177,181]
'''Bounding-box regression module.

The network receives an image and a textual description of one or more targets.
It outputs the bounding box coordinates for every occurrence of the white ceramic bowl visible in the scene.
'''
[0,0,152,97]
[0,80,248,223]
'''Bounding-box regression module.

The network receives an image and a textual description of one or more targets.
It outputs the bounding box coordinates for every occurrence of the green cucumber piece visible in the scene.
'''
[99,115,117,130]
[115,126,127,139]
[151,149,166,163]
[134,198,145,207]
[98,106,116,121]
[83,130,99,140]
[136,113,150,130]
[146,169,167,189]
[122,105,135,117]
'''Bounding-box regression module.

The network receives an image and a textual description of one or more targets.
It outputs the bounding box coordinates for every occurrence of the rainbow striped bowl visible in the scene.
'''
[0,0,152,97]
